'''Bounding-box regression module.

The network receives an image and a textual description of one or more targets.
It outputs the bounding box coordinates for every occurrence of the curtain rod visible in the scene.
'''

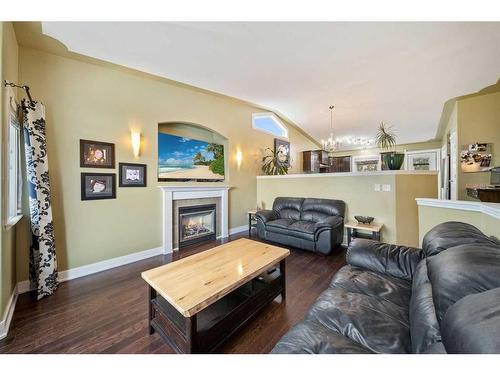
[4,80,36,109]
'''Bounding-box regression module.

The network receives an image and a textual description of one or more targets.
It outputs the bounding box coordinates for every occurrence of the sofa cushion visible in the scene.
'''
[422,221,498,257]
[346,238,423,281]
[266,219,315,241]
[266,218,294,230]
[271,320,373,354]
[330,265,412,309]
[441,287,500,354]
[289,220,316,234]
[301,198,346,222]
[427,243,500,323]
[409,260,441,353]
[306,276,412,353]
[272,197,304,220]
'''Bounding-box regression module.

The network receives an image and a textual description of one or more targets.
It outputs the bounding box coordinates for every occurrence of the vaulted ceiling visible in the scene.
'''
[41,22,500,147]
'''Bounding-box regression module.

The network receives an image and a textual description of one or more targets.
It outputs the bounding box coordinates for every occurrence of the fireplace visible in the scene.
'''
[178,204,217,248]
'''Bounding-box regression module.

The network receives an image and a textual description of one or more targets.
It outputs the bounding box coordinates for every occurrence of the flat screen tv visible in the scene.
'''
[158,132,225,182]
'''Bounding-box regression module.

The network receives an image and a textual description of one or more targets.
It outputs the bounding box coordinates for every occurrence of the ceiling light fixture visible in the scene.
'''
[343,137,375,147]
[321,105,339,157]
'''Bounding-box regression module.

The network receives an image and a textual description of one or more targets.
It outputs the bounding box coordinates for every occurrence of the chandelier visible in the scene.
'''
[343,137,374,147]
[321,105,339,157]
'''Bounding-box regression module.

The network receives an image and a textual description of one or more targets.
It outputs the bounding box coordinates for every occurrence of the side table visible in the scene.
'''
[345,221,383,245]
[248,209,258,237]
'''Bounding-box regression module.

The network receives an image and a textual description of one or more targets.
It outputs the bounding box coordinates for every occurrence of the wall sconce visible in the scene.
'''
[131,131,141,158]
[236,149,243,169]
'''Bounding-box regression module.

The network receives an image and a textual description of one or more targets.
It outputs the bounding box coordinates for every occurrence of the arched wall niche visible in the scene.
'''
[158,122,229,181]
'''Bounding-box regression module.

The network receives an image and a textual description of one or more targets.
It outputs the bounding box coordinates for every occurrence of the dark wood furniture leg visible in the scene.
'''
[147,261,287,353]
[185,314,198,354]
[248,213,252,237]
[280,259,286,301]
[148,286,157,334]
[346,227,352,245]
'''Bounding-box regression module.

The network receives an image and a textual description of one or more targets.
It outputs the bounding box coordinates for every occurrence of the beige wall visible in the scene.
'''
[0,22,19,320]
[257,172,437,247]
[457,92,500,200]
[394,174,438,246]
[15,46,317,281]
[418,206,500,245]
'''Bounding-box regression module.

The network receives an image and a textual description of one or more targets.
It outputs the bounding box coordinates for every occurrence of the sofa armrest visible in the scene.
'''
[314,216,344,231]
[255,209,278,223]
[346,238,424,281]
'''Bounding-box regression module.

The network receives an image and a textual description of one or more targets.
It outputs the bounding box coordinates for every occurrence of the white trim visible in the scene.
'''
[157,185,231,192]
[0,286,18,340]
[158,185,231,253]
[58,246,164,282]
[257,170,439,179]
[416,198,500,220]
[16,246,163,294]
[15,223,247,296]
[16,280,32,294]
[4,214,23,230]
[229,224,248,235]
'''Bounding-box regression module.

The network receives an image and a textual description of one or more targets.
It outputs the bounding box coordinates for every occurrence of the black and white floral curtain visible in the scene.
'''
[22,100,58,300]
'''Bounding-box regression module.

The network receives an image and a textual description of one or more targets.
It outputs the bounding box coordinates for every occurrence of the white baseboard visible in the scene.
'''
[0,286,18,340]
[16,280,31,294]
[229,225,248,235]
[16,224,249,295]
[17,246,164,295]
[58,246,164,282]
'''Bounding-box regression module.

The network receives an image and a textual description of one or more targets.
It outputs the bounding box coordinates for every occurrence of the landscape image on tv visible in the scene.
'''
[158,133,225,181]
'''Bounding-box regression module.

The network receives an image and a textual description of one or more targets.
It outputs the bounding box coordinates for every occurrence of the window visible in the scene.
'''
[252,113,288,138]
[5,91,23,228]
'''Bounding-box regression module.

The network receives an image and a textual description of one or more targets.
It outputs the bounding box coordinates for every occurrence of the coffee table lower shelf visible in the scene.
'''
[148,260,286,353]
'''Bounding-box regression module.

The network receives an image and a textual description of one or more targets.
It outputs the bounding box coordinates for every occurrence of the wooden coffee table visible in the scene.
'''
[141,238,290,353]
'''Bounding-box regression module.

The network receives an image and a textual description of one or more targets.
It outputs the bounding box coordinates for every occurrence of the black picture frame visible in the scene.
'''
[119,162,147,187]
[81,173,116,200]
[274,138,290,167]
[80,139,115,169]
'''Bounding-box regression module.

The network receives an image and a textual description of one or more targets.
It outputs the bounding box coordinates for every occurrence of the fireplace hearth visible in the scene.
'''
[178,204,217,248]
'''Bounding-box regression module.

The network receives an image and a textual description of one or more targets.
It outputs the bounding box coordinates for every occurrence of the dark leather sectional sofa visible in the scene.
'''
[272,221,500,354]
[255,197,345,255]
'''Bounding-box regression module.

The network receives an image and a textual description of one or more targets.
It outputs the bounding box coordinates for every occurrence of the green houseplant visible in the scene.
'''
[375,122,405,170]
[262,147,289,175]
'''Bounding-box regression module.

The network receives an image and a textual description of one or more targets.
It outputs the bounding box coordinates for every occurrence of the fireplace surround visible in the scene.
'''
[159,185,231,253]
[178,204,217,248]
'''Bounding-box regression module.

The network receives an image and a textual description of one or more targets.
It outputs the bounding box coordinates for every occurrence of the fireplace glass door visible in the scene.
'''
[178,204,216,247]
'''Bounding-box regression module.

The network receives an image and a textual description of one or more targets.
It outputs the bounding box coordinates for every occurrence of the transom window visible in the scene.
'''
[252,113,288,139]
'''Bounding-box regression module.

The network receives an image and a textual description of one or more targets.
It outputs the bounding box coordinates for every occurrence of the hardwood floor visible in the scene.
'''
[0,233,345,354]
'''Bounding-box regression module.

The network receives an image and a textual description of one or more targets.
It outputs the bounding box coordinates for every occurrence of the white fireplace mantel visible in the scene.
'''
[158,185,231,253]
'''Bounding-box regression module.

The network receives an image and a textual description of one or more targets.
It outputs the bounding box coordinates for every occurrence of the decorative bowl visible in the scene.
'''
[355,215,374,224]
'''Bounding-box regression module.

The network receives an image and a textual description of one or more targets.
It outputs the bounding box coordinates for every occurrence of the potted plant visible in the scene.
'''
[375,122,405,170]
[262,147,289,175]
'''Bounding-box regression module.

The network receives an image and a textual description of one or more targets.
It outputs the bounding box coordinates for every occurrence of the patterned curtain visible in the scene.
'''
[22,100,58,300]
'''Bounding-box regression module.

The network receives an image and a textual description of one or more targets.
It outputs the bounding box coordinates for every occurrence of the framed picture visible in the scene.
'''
[405,149,440,171]
[119,163,147,187]
[460,143,492,172]
[81,173,116,200]
[274,138,290,167]
[80,139,115,168]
